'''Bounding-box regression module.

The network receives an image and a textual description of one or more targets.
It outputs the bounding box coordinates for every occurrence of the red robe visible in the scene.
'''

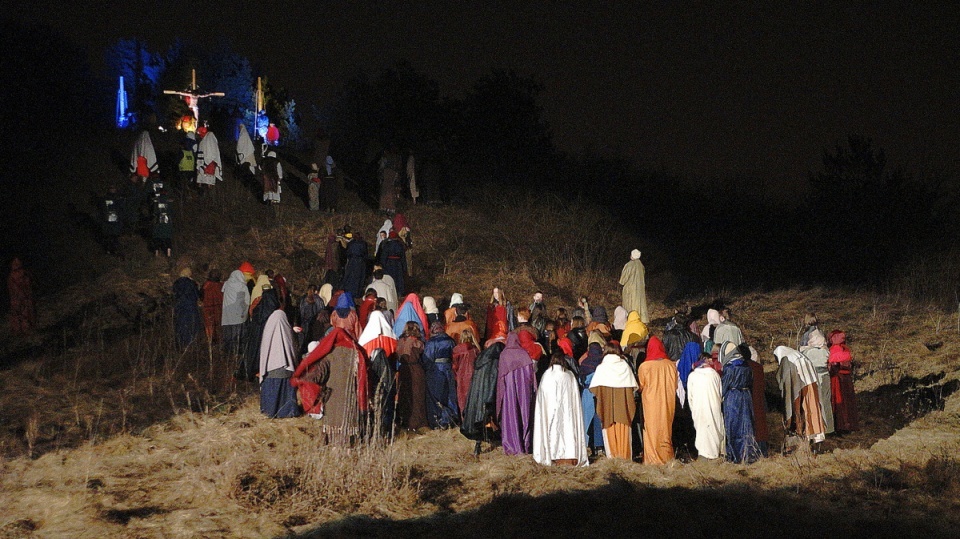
[201,280,223,342]
[452,343,480,417]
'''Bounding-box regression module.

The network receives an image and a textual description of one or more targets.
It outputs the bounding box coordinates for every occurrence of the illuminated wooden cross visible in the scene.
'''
[163,69,225,122]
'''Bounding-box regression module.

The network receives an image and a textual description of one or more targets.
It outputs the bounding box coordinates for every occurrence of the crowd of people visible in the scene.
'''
[166,227,859,466]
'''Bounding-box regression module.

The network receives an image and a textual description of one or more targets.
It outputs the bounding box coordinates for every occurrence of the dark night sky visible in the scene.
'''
[14,1,960,188]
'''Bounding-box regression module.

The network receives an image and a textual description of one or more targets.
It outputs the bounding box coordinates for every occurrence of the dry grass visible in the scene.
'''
[2,150,960,537]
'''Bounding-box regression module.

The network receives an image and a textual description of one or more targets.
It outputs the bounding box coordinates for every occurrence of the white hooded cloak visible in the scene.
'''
[196,131,223,185]
[532,365,589,466]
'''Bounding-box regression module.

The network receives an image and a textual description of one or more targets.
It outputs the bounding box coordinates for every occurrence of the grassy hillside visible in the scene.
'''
[1,138,959,537]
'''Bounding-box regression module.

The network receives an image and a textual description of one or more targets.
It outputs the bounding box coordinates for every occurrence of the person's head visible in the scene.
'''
[603,342,623,357]
[455,304,468,317]
[380,231,387,239]
[516,307,530,323]
[460,327,478,348]
[403,321,421,339]
[208,268,222,282]
[549,348,568,369]
[373,268,384,280]
[364,288,377,300]
[721,307,732,320]
[571,315,585,329]
[376,297,387,310]
[555,308,568,322]
[430,321,446,336]
[266,269,275,279]
[804,313,818,327]
[737,343,752,361]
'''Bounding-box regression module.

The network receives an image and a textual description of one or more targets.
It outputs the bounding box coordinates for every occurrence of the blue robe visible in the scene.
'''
[392,300,426,337]
[379,239,407,296]
[722,358,759,463]
[341,239,368,297]
[422,332,458,428]
[173,276,202,349]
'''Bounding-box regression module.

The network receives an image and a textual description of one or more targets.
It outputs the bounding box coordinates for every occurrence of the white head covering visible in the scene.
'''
[450,293,465,307]
[259,310,298,381]
[318,283,333,305]
[358,310,398,347]
[423,296,439,314]
[376,219,393,252]
[589,354,639,389]
[612,306,628,331]
[630,249,641,260]
[773,346,819,386]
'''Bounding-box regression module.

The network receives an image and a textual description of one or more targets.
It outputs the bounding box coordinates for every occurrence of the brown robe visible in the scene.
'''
[747,359,769,443]
[590,386,636,460]
[305,347,361,445]
[637,359,678,464]
[397,336,427,430]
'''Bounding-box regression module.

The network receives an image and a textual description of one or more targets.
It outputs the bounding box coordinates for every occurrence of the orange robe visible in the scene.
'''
[445,319,479,344]
[637,359,678,464]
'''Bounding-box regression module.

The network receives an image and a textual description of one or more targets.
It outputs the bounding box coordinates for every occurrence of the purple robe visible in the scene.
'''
[497,333,537,455]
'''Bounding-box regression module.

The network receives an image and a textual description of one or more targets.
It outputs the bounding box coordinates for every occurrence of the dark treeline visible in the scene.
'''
[3,20,958,303]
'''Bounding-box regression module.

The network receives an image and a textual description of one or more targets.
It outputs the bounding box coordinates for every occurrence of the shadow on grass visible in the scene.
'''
[291,474,953,538]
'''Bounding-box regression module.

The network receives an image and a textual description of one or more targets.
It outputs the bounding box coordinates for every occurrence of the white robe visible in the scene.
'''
[686,366,725,459]
[532,365,589,466]
[369,278,398,312]
[130,131,158,176]
[236,123,258,175]
[196,131,223,185]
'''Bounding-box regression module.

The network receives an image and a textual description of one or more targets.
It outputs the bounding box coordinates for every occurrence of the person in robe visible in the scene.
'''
[406,154,419,204]
[420,296,439,326]
[358,310,399,435]
[318,283,333,307]
[341,233,369,297]
[306,163,321,211]
[743,345,770,456]
[324,155,342,213]
[248,274,272,317]
[579,331,607,455]
[686,349,725,459]
[533,349,589,467]
[497,333,537,455]
[392,293,429,337]
[446,303,479,344]
[396,322,427,431]
[554,308,571,340]
[700,308,724,350]
[445,293,467,326]
[673,341,701,457]
[307,309,332,344]
[394,213,414,278]
[243,280,280,382]
[774,346,827,445]
[621,311,649,350]
[799,313,823,347]
[323,234,342,289]
[662,314,700,361]
[7,258,35,337]
[612,306,628,335]
[453,328,480,418]
[461,322,506,452]
[799,321,834,434]
[422,321,458,428]
[567,315,588,360]
[720,342,759,463]
[358,289,379,331]
[330,292,362,339]
[260,150,283,204]
[236,123,258,178]
[369,269,398,313]
[259,310,301,418]
[291,328,368,444]
[201,268,223,344]
[221,268,250,360]
[589,343,637,460]
[195,129,222,192]
[618,249,649,323]
[636,336,678,464]
[298,285,323,353]
[374,219,392,261]
[130,130,159,181]
[828,330,859,432]
[485,288,508,341]
[714,308,745,348]
[379,230,407,296]
[173,268,203,350]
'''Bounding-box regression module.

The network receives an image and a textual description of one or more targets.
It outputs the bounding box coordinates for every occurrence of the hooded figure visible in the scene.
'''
[452,331,481,418]
[375,219,392,256]
[221,269,250,357]
[243,282,281,382]
[422,321,458,429]
[130,130,158,178]
[291,328,368,444]
[358,310,399,433]
[618,249,648,323]
[330,292,361,338]
[392,293,429,337]
[370,272,398,313]
[423,296,440,325]
[497,333,538,455]
[800,330,834,434]
[775,346,826,443]
[341,234,369,297]
[700,308,724,348]
[621,311,649,348]
[236,123,258,176]
[196,130,222,185]
[397,321,427,430]
[379,230,407,296]
[259,310,302,418]
[612,306,628,331]
[637,336,678,464]
[589,349,638,460]
[533,355,589,467]
[579,333,607,453]
[721,342,759,463]
[460,331,505,443]
[686,349,725,459]
[172,268,203,349]
[828,330,859,432]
